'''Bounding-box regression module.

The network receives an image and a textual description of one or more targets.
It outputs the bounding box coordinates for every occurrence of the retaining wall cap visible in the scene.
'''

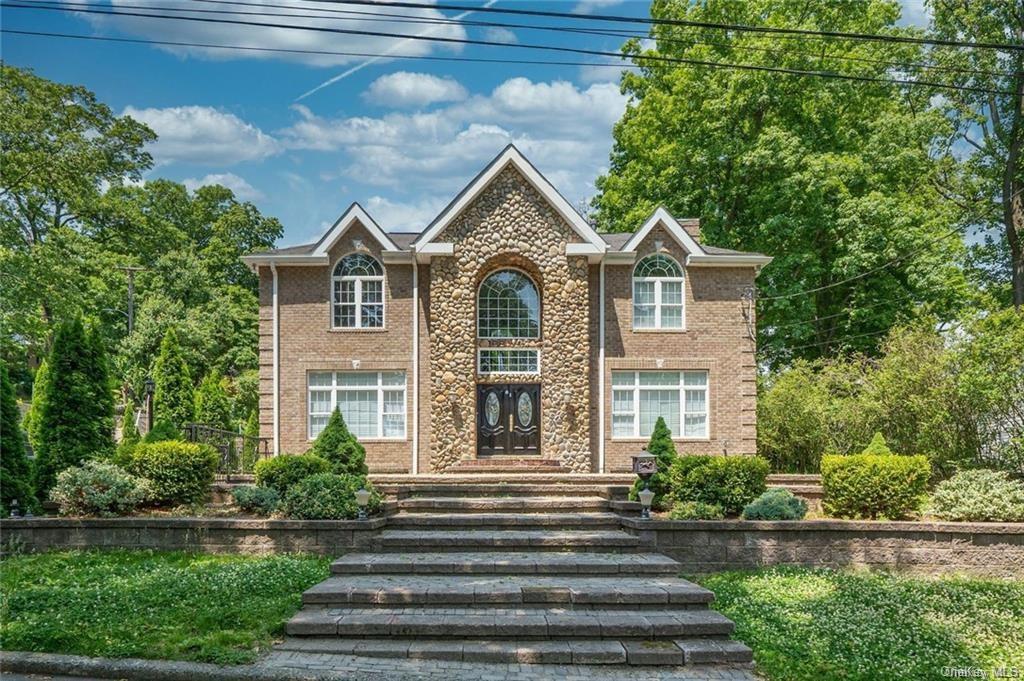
[0,517,387,530]
[619,518,1024,534]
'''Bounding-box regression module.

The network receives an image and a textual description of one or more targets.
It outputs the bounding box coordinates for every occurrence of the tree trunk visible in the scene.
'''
[1005,56,1024,308]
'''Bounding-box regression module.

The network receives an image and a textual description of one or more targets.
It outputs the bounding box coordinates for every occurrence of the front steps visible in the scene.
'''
[281,486,753,670]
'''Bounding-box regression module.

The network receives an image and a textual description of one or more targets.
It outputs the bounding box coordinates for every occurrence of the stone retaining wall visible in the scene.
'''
[621,519,1024,577]
[0,517,385,556]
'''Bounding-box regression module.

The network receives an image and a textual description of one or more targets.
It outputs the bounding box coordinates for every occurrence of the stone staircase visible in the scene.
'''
[279,484,753,668]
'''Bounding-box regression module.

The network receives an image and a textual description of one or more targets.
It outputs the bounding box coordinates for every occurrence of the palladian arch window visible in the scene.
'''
[332,253,384,328]
[477,269,540,339]
[633,254,684,330]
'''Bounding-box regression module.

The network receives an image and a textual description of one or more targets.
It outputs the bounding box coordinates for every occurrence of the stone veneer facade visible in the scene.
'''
[251,147,767,473]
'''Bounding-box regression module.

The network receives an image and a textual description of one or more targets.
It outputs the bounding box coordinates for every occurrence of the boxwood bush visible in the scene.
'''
[231,485,280,516]
[129,441,218,506]
[821,453,930,519]
[254,454,330,496]
[282,473,382,520]
[929,469,1024,522]
[49,461,151,517]
[669,454,770,515]
[742,488,808,520]
[668,500,725,520]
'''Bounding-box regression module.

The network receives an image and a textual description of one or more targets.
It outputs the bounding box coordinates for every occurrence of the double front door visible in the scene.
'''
[476,384,540,456]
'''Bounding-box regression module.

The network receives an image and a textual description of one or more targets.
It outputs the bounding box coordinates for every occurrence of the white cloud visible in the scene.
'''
[898,0,931,27]
[123,105,279,166]
[183,172,264,201]
[82,0,468,67]
[363,72,468,108]
[365,195,451,231]
[483,27,518,44]
[572,0,626,14]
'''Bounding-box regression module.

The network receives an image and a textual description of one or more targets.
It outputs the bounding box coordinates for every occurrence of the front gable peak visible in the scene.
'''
[312,203,398,256]
[622,206,706,256]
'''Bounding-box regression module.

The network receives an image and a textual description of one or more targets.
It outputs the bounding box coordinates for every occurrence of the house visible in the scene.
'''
[242,146,771,474]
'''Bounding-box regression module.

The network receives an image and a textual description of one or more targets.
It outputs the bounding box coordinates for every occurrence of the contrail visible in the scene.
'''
[295,0,498,102]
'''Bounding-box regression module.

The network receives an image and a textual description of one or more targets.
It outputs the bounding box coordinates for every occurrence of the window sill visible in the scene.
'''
[610,436,711,442]
[327,327,388,333]
[306,437,408,443]
[630,328,688,334]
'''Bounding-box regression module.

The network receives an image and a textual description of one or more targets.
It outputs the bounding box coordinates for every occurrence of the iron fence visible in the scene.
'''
[183,423,272,479]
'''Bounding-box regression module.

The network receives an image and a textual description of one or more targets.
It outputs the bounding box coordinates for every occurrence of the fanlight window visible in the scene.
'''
[633,254,684,330]
[478,270,540,339]
[332,253,384,328]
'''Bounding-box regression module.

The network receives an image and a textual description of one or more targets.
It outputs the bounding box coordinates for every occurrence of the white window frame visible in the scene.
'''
[307,371,406,440]
[632,255,685,331]
[610,370,709,439]
[331,254,385,329]
[477,348,541,375]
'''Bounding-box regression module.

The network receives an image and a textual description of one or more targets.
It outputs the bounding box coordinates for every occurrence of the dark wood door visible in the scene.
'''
[477,384,540,456]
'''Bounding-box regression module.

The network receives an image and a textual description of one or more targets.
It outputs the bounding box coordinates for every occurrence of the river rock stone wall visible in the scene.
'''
[427,165,591,472]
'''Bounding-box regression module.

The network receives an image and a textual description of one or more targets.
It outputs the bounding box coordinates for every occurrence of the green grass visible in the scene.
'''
[696,567,1024,681]
[0,550,329,664]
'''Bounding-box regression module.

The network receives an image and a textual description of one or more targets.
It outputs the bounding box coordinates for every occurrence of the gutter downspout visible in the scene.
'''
[270,263,280,457]
[411,259,419,474]
[598,259,606,474]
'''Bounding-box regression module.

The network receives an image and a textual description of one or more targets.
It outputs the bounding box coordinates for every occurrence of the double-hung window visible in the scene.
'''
[308,371,406,439]
[332,254,384,328]
[611,370,708,438]
[632,254,684,330]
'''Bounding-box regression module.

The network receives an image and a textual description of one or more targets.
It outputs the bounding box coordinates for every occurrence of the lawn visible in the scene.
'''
[0,550,329,664]
[697,567,1024,681]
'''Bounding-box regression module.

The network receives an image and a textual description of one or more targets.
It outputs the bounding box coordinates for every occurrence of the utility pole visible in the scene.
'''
[118,266,145,335]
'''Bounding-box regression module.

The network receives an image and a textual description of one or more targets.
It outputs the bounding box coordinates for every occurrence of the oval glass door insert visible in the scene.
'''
[517,392,533,426]
[484,391,500,427]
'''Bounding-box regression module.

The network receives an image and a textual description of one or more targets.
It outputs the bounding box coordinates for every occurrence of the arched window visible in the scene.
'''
[332,253,384,328]
[633,254,684,329]
[477,269,540,339]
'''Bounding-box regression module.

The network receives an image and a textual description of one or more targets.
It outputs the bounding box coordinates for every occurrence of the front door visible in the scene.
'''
[477,384,540,456]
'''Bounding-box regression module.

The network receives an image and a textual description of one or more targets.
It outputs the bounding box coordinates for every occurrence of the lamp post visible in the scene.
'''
[9,499,19,519]
[631,448,658,520]
[355,487,370,521]
[143,377,156,432]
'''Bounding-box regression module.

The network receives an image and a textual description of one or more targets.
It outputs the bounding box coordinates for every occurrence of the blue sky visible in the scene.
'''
[3,0,928,246]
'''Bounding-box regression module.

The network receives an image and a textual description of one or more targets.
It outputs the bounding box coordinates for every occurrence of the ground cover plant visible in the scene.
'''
[698,567,1024,681]
[0,550,328,664]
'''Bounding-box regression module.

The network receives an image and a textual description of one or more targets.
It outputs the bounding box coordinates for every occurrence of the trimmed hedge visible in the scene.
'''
[282,473,382,520]
[821,454,930,520]
[929,469,1024,522]
[129,441,218,506]
[669,455,770,515]
[742,488,808,520]
[254,454,330,496]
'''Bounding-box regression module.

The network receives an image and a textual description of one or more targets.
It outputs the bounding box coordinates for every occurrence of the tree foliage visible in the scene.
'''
[629,416,678,509]
[153,328,193,431]
[1,362,35,515]
[309,408,368,477]
[194,371,232,431]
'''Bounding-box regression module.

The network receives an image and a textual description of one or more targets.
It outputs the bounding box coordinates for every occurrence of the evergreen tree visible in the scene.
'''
[241,410,260,472]
[194,371,232,430]
[629,416,679,510]
[153,327,193,429]
[121,402,140,444]
[22,358,49,454]
[861,432,894,456]
[1,362,36,515]
[310,407,368,477]
[34,317,115,496]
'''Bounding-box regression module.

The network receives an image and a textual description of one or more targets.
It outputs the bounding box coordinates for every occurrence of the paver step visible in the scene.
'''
[769,483,823,497]
[387,512,622,529]
[376,483,632,499]
[397,496,611,513]
[286,607,736,639]
[302,575,714,608]
[376,529,642,552]
[275,636,753,665]
[331,552,682,575]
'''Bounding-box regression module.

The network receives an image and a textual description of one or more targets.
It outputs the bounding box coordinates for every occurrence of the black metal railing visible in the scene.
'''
[183,423,273,478]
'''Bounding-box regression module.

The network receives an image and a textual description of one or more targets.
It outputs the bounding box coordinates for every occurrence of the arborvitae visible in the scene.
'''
[629,416,679,510]
[194,371,232,430]
[241,410,260,472]
[1,362,36,515]
[34,317,115,496]
[861,432,893,455]
[310,407,368,477]
[22,358,49,454]
[153,327,193,430]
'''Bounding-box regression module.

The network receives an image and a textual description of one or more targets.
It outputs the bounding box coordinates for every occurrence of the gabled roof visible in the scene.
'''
[621,206,705,255]
[413,145,607,255]
[312,202,399,255]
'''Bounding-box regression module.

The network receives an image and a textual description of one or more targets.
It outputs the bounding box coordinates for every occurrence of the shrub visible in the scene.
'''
[742,488,808,520]
[628,416,678,510]
[1,362,36,516]
[670,455,770,515]
[194,371,232,431]
[861,432,893,455]
[821,454,930,519]
[153,327,193,430]
[129,441,218,505]
[668,501,725,520]
[49,461,150,517]
[282,473,382,520]
[254,454,330,496]
[142,420,182,443]
[309,408,368,476]
[231,485,279,516]
[929,469,1024,522]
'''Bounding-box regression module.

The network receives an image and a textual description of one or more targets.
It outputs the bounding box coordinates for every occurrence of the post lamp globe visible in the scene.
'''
[355,487,371,520]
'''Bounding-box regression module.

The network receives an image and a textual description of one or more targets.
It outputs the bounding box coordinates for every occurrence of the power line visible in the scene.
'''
[2,2,1013,96]
[292,0,1024,53]
[767,327,892,354]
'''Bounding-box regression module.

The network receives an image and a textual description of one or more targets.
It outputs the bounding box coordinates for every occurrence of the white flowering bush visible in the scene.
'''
[49,461,151,517]
[929,469,1024,522]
